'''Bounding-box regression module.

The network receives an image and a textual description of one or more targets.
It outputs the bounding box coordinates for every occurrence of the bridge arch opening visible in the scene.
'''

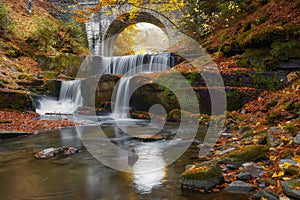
[103,12,170,56]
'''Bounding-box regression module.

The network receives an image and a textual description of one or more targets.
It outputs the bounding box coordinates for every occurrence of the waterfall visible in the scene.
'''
[106,53,175,119]
[103,53,175,76]
[37,80,83,115]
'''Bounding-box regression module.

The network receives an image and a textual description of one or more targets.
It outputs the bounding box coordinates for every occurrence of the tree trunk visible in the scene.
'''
[26,0,33,14]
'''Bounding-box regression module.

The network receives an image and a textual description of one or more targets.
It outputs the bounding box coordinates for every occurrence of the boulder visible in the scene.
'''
[181,161,224,192]
[242,162,265,178]
[0,89,35,111]
[220,145,269,168]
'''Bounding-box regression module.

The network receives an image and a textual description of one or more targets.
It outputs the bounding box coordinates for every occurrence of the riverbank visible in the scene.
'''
[181,74,300,199]
[0,109,77,135]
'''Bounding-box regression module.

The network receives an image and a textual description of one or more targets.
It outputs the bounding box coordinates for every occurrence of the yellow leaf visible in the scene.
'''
[279,162,292,169]
[292,155,300,163]
[272,171,284,178]
[105,9,111,15]
[270,155,277,161]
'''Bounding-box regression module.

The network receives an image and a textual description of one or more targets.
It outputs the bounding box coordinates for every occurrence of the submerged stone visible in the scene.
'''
[181,161,224,192]
[34,147,80,159]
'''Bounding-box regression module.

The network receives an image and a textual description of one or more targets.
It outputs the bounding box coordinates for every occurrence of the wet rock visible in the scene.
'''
[253,189,279,200]
[282,179,300,199]
[34,147,80,159]
[280,159,297,166]
[242,162,265,178]
[181,161,224,192]
[224,180,255,193]
[237,172,252,181]
[294,131,300,145]
[220,145,268,168]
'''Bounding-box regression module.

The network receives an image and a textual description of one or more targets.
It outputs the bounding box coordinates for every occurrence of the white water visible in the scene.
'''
[109,53,174,119]
[37,80,83,115]
[36,54,174,118]
[103,53,174,76]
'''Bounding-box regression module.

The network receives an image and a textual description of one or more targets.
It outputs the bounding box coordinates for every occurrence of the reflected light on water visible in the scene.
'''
[131,145,166,194]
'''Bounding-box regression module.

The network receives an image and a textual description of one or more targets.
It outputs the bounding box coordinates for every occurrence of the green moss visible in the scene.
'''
[226,145,269,162]
[18,73,34,80]
[0,79,9,88]
[252,72,285,91]
[267,111,283,124]
[283,123,298,134]
[283,101,295,111]
[181,162,222,181]
[37,71,57,79]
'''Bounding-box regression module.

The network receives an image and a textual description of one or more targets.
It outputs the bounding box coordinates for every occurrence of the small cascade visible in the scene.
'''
[103,53,175,76]
[37,80,83,115]
[107,53,175,119]
[112,77,132,119]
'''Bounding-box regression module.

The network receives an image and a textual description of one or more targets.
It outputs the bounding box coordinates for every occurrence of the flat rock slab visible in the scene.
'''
[224,180,255,193]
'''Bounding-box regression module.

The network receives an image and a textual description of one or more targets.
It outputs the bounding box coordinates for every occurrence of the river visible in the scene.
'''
[0,118,247,200]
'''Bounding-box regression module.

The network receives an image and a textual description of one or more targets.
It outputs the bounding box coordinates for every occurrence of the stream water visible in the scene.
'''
[0,122,246,200]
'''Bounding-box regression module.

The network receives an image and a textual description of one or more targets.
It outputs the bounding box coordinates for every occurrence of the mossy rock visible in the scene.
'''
[226,88,258,111]
[18,73,34,80]
[181,161,224,191]
[0,90,35,111]
[221,145,269,168]
[282,179,300,199]
[166,109,199,123]
[37,71,57,79]
[35,54,85,77]
[267,111,283,124]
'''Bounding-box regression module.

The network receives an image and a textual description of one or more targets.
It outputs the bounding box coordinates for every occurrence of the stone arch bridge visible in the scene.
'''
[77,0,182,56]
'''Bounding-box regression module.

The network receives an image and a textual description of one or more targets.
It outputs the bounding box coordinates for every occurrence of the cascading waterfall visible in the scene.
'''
[105,53,175,119]
[36,53,176,118]
[37,80,83,115]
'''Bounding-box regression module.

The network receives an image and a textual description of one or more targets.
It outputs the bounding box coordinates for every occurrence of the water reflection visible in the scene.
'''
[132,154,166,194]
[0,124,247,199]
